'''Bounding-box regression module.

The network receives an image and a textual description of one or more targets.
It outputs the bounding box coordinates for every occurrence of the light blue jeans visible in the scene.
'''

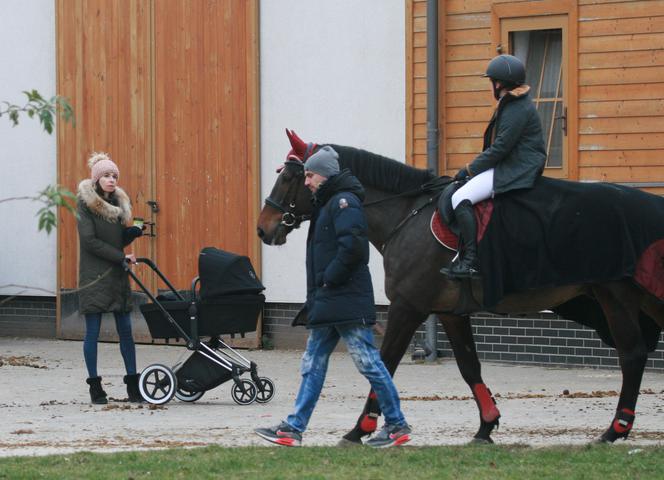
[286,324,406,433]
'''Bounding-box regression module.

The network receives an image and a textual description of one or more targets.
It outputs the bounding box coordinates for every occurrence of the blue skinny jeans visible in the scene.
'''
[83,312,137,378]
[286,324,406,433]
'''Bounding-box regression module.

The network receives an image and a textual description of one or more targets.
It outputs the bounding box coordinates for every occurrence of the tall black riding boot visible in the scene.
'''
[86,376,108,405]
[124,374,144,403]
[440,199,480,278]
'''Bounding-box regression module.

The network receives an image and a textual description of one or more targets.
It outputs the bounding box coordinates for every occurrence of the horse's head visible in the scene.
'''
[257,129,318,245]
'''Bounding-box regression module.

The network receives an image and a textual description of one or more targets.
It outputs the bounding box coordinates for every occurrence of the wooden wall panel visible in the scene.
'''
[442,0,493,173]
[579,1,664,20]
[405,0,664,186]
[580,50,664,69]
[406,0,428,168]
[57,0,153,291]
[579,0,664,183]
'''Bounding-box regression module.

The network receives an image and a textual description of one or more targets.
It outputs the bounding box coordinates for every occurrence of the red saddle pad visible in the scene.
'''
[430,200,494,251]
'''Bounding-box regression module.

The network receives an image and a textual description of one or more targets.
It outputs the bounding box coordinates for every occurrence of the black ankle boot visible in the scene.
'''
[86,376,108,404]
[441,200,480,278]
[124,374,144,403]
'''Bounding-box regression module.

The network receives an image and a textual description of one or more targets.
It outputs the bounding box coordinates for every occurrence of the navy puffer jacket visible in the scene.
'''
[304,170,376,329]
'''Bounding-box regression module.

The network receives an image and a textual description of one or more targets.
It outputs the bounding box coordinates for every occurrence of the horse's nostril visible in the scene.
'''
[257,227,264,238]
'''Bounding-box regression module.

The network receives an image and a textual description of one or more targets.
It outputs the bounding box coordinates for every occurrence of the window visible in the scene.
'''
[501,15,570,177]
[511,29,564,168]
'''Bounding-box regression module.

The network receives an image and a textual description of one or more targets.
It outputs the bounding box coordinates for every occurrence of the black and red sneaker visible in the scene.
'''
[365,423,412,448]
[254,422,303,447]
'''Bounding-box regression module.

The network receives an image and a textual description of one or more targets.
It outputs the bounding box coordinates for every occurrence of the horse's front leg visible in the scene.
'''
[341,299,426,445]
[439,313,501,443]
[593,282,648,443]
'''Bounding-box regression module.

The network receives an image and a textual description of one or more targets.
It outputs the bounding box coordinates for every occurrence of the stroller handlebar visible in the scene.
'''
[126,257,186,301]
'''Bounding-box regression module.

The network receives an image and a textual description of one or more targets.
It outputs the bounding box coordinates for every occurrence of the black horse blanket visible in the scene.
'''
[479,177,664,310]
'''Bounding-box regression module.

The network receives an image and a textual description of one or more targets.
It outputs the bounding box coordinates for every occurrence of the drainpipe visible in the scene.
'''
[424,0,439,362]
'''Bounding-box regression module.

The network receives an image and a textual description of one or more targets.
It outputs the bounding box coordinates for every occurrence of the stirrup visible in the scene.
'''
[440,263,480,279]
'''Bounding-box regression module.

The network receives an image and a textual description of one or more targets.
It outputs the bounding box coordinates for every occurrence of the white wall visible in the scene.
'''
[0,1,57,296]
[259,0,406,304]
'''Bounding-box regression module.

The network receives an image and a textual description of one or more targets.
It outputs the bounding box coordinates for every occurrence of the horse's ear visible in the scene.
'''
[285,128,307,158]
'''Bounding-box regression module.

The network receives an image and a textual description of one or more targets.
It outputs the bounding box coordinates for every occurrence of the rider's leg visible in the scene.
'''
[441,169,494,278]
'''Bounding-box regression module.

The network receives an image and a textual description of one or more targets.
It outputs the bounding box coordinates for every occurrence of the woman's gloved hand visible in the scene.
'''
[454,168,470,182]
[122,226,143,244]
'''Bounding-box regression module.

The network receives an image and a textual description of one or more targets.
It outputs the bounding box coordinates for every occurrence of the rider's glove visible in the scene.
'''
[454,168,470,182]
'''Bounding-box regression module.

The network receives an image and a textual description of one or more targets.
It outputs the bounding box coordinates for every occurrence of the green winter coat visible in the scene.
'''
[76,179,133,314]
[467,85,547,194]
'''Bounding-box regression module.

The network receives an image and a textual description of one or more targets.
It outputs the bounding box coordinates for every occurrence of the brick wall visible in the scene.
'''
[2,297,663,372]
[0,296,56,338]
[262,303,389,350]
[263,303,664,371]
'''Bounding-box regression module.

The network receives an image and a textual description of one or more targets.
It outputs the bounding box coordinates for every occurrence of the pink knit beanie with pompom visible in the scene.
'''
[88,152,120,183]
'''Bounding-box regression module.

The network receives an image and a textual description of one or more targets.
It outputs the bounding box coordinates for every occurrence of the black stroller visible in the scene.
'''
[125,247,275,406]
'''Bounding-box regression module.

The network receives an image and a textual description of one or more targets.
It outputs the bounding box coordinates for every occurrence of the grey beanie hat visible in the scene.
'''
[304,146,340,178]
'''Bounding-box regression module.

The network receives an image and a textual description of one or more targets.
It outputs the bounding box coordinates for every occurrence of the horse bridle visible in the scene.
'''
[264,157,312,229]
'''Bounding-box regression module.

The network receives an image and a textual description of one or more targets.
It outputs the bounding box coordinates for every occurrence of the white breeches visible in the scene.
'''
[451,168,495,209]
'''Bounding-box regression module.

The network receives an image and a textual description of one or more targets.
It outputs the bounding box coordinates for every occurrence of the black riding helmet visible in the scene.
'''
[483,54,526,86]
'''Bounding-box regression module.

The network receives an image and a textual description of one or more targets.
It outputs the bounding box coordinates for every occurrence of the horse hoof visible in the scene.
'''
[337,437,363,447]
[470,436,494,445]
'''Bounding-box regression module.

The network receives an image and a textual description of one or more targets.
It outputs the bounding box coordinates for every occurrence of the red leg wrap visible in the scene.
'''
[360,413,378,433]
[612,408,635,434]
[472,383,500,423]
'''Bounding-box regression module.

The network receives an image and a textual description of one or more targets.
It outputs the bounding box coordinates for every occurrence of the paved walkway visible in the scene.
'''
[0,337,663,456]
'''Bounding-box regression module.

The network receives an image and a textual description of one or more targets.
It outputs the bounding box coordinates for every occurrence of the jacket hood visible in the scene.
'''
[506,84,530,100]
[314,169,365,206]
[77,179,132,224]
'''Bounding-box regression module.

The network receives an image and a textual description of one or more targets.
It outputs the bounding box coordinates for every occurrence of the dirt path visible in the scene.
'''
[1,337,663,456]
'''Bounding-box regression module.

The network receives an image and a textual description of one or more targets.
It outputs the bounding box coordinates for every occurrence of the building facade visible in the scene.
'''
[1,0,663,370]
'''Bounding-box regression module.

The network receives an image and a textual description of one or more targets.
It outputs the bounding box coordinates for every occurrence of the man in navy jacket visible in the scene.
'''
[255,146,412,448]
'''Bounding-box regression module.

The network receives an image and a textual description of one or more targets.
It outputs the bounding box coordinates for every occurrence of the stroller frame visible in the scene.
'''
[126,258,274,405]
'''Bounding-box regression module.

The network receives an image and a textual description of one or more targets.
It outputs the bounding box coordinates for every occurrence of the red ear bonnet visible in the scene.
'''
[278,129,317,172]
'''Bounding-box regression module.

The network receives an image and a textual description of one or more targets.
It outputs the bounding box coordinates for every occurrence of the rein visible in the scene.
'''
[363,177,454,251]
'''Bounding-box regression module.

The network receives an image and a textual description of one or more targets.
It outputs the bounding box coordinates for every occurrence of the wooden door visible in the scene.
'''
[57,0,154,342]
[153,0,260,288]
[56,0,260,342]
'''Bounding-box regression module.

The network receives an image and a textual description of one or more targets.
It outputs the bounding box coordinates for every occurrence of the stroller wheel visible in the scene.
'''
[139,364,177,405]
[175,387,205,403]
[231,379,257,405]
[255,377,275,403]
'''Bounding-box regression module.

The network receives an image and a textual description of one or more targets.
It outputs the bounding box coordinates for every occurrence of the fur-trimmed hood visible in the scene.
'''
[506,84,530,99]
[77,179,132,224]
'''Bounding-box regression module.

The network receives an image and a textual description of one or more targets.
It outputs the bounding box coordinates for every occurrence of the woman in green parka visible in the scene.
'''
[77,152,143,404]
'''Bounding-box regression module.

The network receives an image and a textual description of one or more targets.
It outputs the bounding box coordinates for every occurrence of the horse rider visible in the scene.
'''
[255,146,412,448]
[440,54,547,278]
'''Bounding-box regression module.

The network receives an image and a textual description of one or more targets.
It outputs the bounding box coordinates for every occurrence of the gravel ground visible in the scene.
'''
[1,337,663,457]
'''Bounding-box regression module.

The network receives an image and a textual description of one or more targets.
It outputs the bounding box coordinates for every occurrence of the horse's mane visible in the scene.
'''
[328,144,436,193]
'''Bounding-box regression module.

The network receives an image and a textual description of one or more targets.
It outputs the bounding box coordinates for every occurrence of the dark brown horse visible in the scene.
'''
[257,130,664,444]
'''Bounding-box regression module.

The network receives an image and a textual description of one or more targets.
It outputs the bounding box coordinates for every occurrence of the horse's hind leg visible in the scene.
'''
[341,299,426,445]
[592,281,648,443]
[439,313,501,443]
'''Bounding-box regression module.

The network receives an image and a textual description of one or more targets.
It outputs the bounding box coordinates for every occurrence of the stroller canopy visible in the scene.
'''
[199,247,265,299]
